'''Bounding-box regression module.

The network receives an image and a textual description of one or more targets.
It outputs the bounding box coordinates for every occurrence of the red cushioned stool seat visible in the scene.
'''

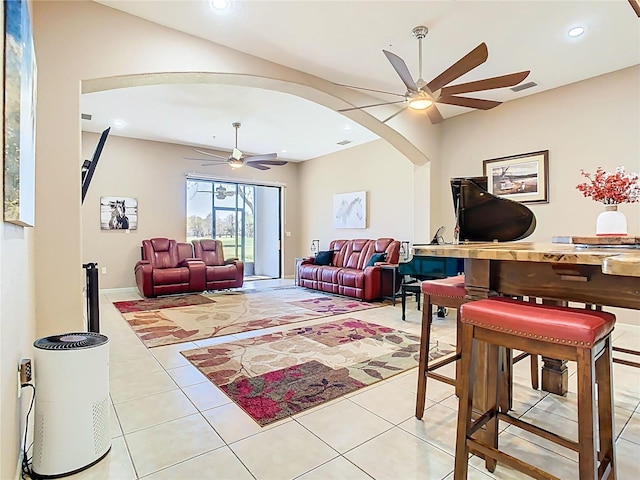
[420,274,466,298]
[453,297,616,480]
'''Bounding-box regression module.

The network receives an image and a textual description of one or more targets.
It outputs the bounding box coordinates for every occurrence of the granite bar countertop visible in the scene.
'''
[412,242,640,277]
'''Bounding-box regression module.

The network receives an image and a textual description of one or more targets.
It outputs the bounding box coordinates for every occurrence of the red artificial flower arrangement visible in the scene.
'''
[576,167,640,205]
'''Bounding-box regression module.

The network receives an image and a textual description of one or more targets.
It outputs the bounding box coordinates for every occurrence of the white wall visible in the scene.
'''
[299,138,416,253]
[0,1,38,478]
[81,132,302,289]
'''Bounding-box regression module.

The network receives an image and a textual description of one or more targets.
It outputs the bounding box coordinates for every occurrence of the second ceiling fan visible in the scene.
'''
[185,122,287,170]
[339,26,531,124]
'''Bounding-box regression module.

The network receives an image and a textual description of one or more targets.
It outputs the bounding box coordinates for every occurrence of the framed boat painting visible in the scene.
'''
[482,150,549,204]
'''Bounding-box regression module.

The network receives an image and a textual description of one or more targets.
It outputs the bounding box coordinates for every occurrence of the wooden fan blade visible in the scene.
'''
[247,163,270,171]
[382,106,408,124]
[244,153,277,162]
[383,50,418,93]
[437,96,501,110]
[247,160,287,166]
[184,157,227,163]
[426,105,444,124]
[332,83,406,98]
[427,43,489,92]
[193,149,229,159]
[440,71,530,96]
[338,99,406,113]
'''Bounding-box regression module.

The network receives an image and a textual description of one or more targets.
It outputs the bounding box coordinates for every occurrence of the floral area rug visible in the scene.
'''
[181,318,454,426]
[115,287,388,348]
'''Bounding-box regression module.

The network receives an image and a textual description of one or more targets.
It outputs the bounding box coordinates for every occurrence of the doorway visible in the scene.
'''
[186,179,282,279]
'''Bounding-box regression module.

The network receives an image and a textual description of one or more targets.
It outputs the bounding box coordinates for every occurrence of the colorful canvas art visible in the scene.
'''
[3,0,37,226]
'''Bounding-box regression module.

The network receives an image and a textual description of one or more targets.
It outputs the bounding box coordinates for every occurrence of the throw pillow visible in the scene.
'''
[366,252,386,267]
[314,250,333,266]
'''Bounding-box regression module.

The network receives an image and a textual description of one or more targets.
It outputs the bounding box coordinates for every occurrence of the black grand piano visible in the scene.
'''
[398,176,536,318]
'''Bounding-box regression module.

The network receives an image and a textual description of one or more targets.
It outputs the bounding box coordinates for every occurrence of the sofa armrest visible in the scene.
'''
[224,257,239,264]
[301,257,315,265]
[178,257,201,267]
[180,259,206,292]
[134,260,154,298]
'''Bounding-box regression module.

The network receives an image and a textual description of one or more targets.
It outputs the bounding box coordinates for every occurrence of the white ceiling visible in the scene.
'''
[83,0,640,162]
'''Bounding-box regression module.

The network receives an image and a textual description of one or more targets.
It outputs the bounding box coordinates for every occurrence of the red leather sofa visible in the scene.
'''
[135,238,205,298]
[134,238,244,298]
[298,238,400,301]
[192,239,244,291]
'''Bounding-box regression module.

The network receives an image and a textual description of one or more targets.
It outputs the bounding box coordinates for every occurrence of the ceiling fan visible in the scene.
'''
[215,185,235,200]
[338,26,531,124]
[185,122,288,170]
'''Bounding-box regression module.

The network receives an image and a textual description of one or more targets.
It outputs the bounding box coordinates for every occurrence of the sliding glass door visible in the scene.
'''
[186,179,281,279]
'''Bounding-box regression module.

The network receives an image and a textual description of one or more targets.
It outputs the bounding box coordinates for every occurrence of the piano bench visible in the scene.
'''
[400,280,421,320]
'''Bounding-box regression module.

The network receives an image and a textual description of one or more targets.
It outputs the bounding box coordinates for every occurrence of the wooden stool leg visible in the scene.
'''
[530,354,539,390]
[577,348,598,480]
[455,307,463,398]
[484,342,500,473]
[415,293,433,419]
[596,338,616,479]
[501,348,514,412]
[454,323,476,480]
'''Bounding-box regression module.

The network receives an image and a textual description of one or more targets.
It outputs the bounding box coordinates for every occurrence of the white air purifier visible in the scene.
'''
[32,332,110,478]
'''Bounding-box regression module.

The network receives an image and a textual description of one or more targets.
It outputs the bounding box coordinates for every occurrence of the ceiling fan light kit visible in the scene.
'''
[339,25,530,124]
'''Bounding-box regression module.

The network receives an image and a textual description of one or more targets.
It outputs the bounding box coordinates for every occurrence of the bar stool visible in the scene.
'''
[416,275,467,418]
[454,297,616,480]
[415,276,539,419]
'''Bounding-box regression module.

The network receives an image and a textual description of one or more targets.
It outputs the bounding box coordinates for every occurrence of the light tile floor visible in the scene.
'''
[66,279,640,480]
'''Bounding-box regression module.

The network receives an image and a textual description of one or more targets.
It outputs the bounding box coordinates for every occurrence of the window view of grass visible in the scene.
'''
[186,180,255,263]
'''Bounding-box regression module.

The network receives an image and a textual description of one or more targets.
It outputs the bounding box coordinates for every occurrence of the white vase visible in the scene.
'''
[595,205,627,236]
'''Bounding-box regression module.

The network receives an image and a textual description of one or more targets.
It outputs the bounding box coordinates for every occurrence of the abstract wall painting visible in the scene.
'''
[100,197,138,231]
[3,0,37,226]
[333,191,367,229]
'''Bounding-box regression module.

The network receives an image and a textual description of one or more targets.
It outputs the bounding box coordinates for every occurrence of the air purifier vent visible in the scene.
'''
[34,332,108,350]
[93,399,109,454]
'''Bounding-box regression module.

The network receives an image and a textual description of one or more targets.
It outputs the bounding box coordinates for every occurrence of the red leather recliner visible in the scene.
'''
[298,238,400,301]
[135,238,206,298]
[192,239,244,290]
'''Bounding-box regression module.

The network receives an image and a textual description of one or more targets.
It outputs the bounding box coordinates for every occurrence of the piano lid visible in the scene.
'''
[451,176,536,242]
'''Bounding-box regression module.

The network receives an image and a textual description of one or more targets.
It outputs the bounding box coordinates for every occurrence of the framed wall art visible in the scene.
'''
[100,196,138,230]
[3,0,37,226]
[333,191,366,228]
[482,150,549,204]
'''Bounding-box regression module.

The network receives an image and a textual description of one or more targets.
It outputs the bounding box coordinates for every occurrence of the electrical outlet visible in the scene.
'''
[19,358,32,384]
[101,267,107,274]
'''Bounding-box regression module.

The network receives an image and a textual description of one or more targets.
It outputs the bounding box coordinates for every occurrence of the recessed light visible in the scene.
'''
[112,119,125,128]
[343,125,352,131]
[210,0,229,10]
[568,26,585,38]
[281,149,288,153]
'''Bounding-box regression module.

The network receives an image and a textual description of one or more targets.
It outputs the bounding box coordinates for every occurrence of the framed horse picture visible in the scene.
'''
[333,191,367,228]
[100,196,138,230]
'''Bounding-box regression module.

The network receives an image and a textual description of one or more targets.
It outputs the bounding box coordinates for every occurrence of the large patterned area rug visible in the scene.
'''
[114,287,387,348]
[181,317,455,426]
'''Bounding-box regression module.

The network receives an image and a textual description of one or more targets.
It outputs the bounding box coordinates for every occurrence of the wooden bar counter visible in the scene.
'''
[413,242,640,402]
